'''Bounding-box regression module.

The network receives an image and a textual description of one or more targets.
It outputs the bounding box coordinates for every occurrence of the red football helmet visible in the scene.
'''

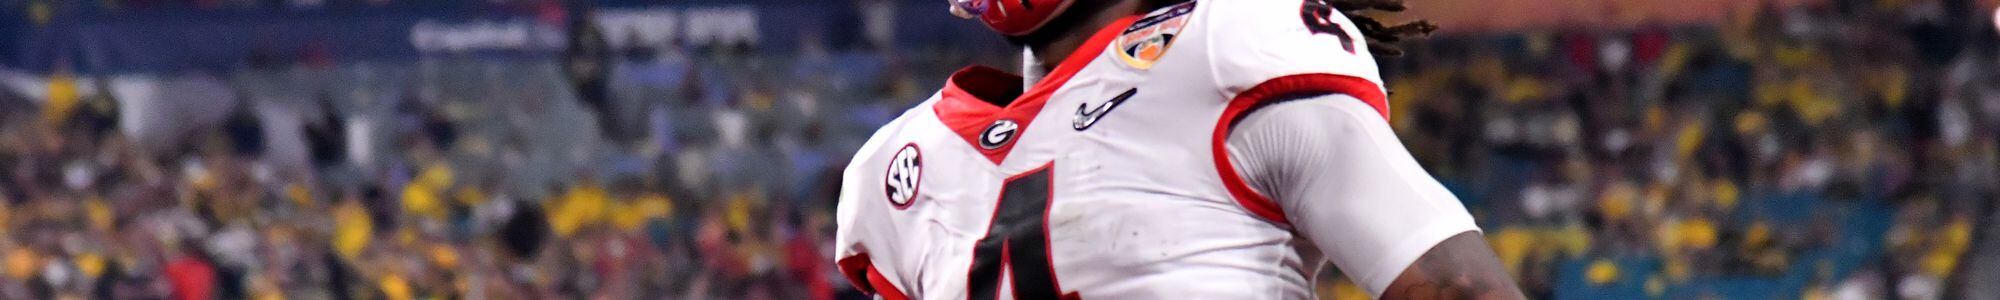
[951,0,1077,36]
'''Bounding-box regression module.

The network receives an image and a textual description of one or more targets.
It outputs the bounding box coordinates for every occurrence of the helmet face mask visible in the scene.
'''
[950,0,984,18]
[953,0,1077,36]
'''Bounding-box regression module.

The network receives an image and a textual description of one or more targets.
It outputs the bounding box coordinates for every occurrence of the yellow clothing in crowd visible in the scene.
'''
[334,200,374,260]
[1925,218,1974,277]
[1587,259,1621,285]
[403,163,457,220]
[612,193,675,232]
[550,182,610,238]
[1656,218,1719,252]
[42,73,79,126]
[379,273,413,300]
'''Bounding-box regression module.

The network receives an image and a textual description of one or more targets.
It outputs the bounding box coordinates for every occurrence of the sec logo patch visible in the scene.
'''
[884,143,923,209]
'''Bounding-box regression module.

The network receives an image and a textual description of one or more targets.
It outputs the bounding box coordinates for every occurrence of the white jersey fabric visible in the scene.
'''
[834,0,1478,299]
[1224,96,1479,296]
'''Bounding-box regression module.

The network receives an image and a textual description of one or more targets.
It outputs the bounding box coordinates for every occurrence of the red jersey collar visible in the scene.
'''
[935,15,1140,165]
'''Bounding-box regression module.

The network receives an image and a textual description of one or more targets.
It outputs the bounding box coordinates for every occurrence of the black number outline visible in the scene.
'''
[966,164,1076,300]
[1300,0,1359,53]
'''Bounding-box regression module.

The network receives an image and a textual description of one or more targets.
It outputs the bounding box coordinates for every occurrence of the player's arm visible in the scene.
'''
[831,118,915,298]
[1224,94,1524,299]
[1380,232,1521,299]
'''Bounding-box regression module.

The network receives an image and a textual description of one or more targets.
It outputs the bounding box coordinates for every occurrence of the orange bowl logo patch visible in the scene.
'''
[1116,1,1196,70]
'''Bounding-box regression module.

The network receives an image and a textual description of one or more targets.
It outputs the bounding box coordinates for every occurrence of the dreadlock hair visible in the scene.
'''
[1326,0,1437,56]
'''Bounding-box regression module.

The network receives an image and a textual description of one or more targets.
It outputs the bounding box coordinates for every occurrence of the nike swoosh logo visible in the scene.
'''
[1073,88,1138,131]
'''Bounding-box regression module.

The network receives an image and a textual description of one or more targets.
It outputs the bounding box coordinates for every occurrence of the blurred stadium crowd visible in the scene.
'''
[0,0,1997,299]
[1387,1,1999,298]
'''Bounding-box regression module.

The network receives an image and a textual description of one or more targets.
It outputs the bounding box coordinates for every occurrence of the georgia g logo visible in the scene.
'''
[979,119,1020,150]
[883,143,923,209]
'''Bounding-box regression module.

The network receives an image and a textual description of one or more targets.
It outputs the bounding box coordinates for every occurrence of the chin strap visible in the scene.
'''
[1020,49,1045,89]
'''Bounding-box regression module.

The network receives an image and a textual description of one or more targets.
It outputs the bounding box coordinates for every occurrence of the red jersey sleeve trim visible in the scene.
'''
[1210,73,1389,225]
[835,254,911,300]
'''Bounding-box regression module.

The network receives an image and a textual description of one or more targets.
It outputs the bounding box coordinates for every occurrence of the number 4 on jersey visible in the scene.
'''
[967,164,1078,300]
[1300,0,1359,53]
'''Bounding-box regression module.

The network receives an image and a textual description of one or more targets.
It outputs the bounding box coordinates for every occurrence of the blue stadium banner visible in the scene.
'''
[3,3,768,74]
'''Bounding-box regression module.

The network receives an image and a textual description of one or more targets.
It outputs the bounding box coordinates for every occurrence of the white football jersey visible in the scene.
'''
[834,0,1476,299]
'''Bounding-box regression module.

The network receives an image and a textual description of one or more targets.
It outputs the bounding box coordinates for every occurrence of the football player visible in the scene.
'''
[834,0,1526,298]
